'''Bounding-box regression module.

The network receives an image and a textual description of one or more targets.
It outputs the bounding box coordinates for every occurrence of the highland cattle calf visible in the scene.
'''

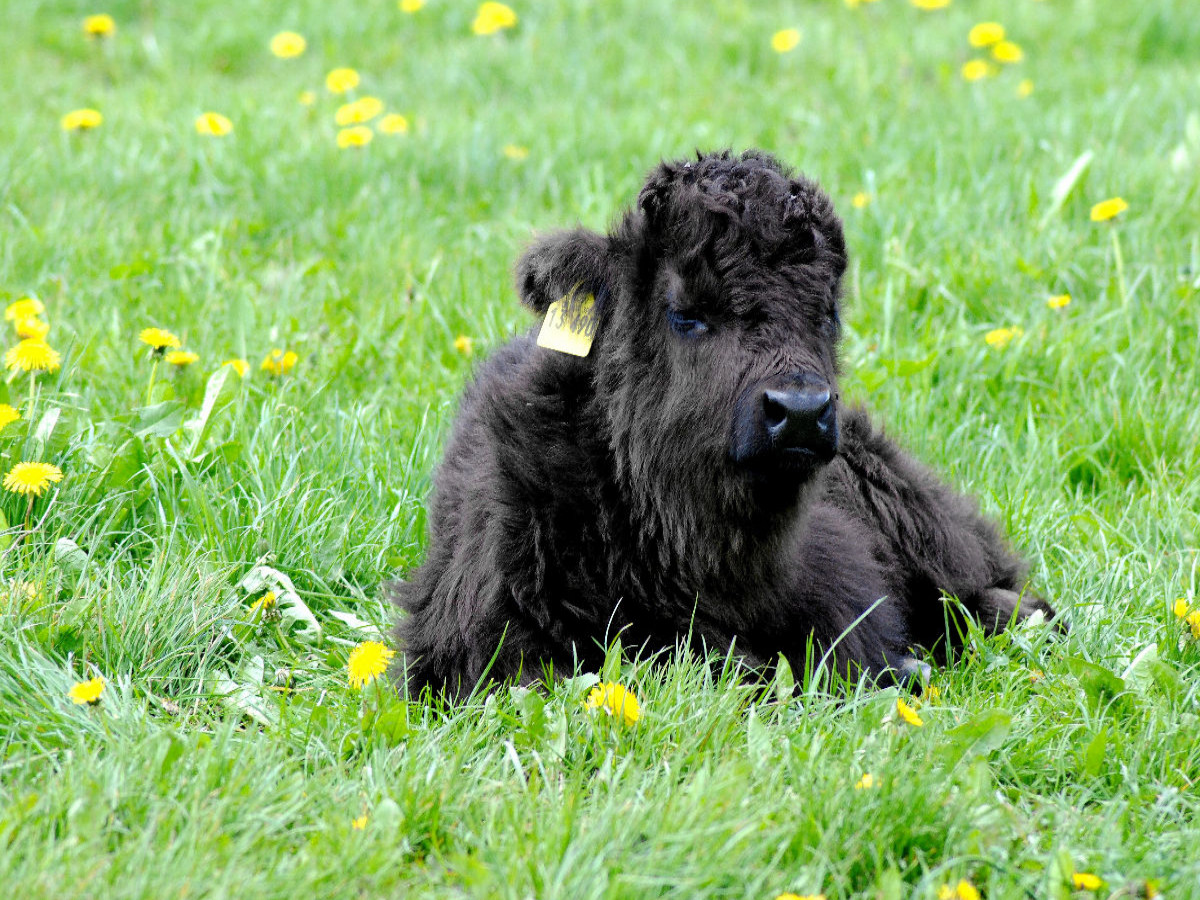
[393,150,1057,699]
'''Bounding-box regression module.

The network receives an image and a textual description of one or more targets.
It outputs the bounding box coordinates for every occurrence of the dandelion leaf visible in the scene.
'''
[184,365,232,458]
[240,565,321,642]
[134,400,185,438]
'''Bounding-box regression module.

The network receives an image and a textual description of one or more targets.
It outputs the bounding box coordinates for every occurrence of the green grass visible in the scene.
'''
[2,0,1199,896]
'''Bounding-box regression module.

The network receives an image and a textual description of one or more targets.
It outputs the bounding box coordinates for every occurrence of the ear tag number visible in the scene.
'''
[536,290,597,357]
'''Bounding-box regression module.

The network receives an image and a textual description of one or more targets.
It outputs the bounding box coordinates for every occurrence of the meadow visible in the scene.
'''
[1,0,1199,896]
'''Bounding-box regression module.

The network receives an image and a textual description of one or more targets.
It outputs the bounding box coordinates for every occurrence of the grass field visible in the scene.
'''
[2,0,1199,896]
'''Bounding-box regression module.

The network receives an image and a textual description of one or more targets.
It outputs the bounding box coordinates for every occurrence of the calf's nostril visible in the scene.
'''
[763,392,789,432]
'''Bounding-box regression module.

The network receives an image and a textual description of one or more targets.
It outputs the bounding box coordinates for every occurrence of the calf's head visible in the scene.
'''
[516,150,848,538]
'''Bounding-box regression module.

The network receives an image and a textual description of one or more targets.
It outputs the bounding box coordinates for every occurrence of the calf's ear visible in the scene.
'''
[514,228,611,315]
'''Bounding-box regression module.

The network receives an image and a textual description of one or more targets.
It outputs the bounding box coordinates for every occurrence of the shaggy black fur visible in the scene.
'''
[392,150,1058,699]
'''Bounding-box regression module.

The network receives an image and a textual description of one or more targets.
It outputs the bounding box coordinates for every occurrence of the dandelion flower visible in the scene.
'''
[911,0,951,9]
[1017,78,1035,98]
[5,339,61,373]
[250,590,276,614]
[1173,597,1190,619]
[335,96,384,126]
[139,327,182,352]
[195,112,233,136]
[261,348,298,375]
[937,881,980,900]
[771,29,802,53]
[223,358,250,377]
[967,22,1004,47]
[400,0,425,11]
[61,109,103,131]
[0,404,20,430]
[3,461,65,497]
[269,31,306,59]
[352,814,369,830]
[851,191,871,209]
[1029,668,1044,683]
[923,684,942,701]
[5,297,45,322]
[68,675,105,705]
[337,126,374,149]
[83,14,116,38]
[377,113,410,135]
[454,335,474,356]
[326,67,361,94]
[1072,873,1103,891]
[502,143,529,161]
[961,59,993,81]
[299,90,317,106]
[985,326,1023,349]
[1177,597,1200,640]
[472,2,518,35]
[991,40,1024,63]
[165,350,199,366]
[776,894,827,900]
[585,681,641,725]
[15,317,49,340]
[1090,197,1128,222]
[348,640,396,688]
[854,773,876,789]
[895,698,924,726]
[1047,293,1071,309]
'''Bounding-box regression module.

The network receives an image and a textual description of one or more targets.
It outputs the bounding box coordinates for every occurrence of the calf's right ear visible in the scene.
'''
[514,228,611,315]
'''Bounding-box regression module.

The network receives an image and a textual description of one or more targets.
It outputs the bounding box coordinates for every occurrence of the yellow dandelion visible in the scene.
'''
[586,682,641,725]
[250,590,277,614]
[399,0,425,11]
[961,59,994,81]
[1072,873,1103,891]
[1173,597,1190,619]
[326,67,361,94]
[1017,78,1035,98]
[15,317,50,340]
[472,2,518,35]
[3,461,65,497]
[923,684,942,701]
[776,895,827,900]
[139,327,181,352]
[0,404,20,430]
[83,14,116,38]
[269,31,306,59]
[1185,610,1200,639]
[299,90,317,106]
[378,113,410,135]
[771,29,802,53]
[854,772,876,790]
[223,358,250,377]
[1047,293,1071,309]
[992,40,1024,63]
[351,814,369,830]
[335,96,385,126]
[454,335,474,356]
[195,112,233,137]
[61,109,103,131]
[68,675,105,705]
[1029,668,1045,683]
[5,297,44,322]
[937,881,980,900]
[261,348,298,376]
[967,22,1004,47]
[1090,197,1128,222]
[851,191,871,209]
[337,126,374,149]
[895,697,924,727]
[502,143,529,161]
[911,0,951,9]
[165,350,199,367]
[5,339,62,373]
[347,640,396,689]
[985,326,1023,349]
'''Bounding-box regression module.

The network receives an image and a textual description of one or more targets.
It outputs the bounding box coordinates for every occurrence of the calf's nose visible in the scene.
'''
[762,383,836,456]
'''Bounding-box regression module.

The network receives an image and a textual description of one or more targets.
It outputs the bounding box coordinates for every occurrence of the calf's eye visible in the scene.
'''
[666,308,710,337]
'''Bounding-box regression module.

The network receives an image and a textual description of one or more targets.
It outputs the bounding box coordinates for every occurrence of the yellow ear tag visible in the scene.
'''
[536,290,598,357]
